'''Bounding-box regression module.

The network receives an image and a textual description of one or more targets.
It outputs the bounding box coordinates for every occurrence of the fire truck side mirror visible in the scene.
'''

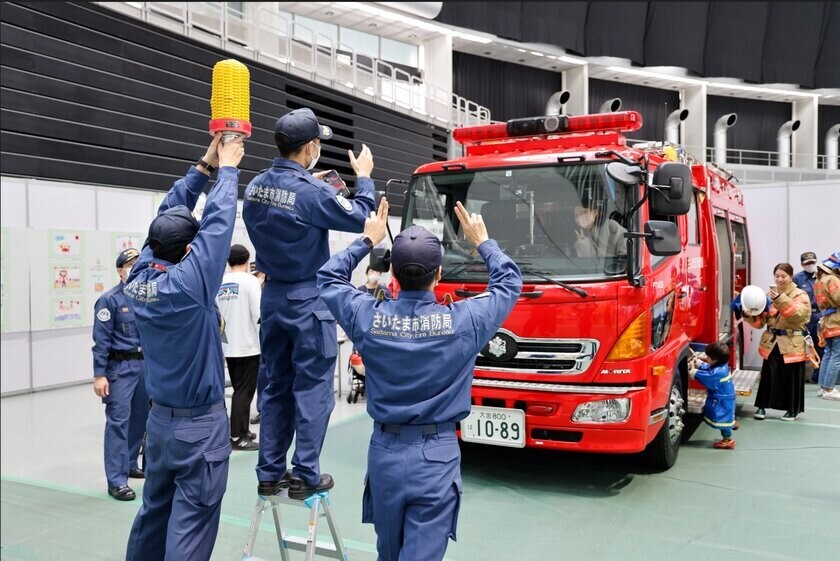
[606,162,643,185]
[650,162,692,216]
[644,220,681,256]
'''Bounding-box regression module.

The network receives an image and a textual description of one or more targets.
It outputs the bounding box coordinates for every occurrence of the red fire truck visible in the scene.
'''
[397,111,755,469]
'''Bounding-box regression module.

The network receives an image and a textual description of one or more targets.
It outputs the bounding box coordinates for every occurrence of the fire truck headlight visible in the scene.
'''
[572,398,631,423]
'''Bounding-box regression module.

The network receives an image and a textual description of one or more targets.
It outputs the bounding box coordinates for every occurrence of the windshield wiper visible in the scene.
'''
[440,259,486,281]
[518,266,588,298]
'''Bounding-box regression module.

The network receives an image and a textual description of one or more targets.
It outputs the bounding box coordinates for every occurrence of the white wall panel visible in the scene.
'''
[1,333,31,394]
[31,328,92,388]
[786,180,840,264]
[97,187,156,232]
[0,177,28,227]
[741,183,788,369]
[27,181,96,230]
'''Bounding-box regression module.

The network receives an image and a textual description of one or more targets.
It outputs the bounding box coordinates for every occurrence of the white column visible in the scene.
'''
[422,34,452,94]
[562,64,588,116]
[792,97,818,169]
[681,83,707,161]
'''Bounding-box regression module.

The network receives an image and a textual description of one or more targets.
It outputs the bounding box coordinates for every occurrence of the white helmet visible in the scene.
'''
[740,285,767,316]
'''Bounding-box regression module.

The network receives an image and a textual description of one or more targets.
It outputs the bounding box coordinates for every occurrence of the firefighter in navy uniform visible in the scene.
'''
[123,135,244,561]
[92,247,149,501]
[243,107,376,499]
[317,199,522,561]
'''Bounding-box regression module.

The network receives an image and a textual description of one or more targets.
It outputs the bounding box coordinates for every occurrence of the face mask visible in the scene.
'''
[367,273,381,284]
[122,265,132,278]
[307,142,321,171]
[804,264,817,274]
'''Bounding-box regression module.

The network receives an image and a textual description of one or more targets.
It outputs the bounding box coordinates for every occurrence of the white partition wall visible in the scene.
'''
[1,176,388,395]
[740,179,840,368]
[1,177,161,394]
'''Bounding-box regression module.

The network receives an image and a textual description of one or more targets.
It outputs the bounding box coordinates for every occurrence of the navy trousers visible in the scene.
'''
[256,281,337,485]
[102,363,149,488]
[363,423,463,561]
[125,403,230,561]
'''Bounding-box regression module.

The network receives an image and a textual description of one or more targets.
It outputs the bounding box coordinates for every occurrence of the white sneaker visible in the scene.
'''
[821,388,840,401]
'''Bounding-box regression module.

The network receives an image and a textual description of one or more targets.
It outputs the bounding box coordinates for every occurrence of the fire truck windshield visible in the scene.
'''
[404,163,638,282]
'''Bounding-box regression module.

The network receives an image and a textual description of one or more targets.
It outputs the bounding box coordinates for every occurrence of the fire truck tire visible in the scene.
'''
[643,372,685,470]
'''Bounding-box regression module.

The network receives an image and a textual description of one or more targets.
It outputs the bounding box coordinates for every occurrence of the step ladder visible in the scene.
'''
[241,489,349,561]
[687,369,761,414]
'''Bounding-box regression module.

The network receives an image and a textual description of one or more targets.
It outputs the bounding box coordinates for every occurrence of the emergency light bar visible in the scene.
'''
[452,111,643,145]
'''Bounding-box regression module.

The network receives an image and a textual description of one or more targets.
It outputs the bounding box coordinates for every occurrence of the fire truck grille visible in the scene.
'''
[475,357,578,371]
[476,333,599,375]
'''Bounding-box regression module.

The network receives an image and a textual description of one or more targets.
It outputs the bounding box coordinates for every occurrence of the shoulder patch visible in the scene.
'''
[335,195,353,212]
[97,308,111,322]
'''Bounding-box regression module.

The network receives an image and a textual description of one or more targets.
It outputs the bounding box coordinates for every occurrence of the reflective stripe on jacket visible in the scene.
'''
[815,273,840,339]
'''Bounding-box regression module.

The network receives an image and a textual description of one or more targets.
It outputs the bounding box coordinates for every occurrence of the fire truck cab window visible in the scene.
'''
[405,163,638,282]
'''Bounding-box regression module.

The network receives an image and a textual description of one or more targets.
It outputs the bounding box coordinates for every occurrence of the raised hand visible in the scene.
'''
[454,201,489,247]
[349,144,374,178]
[218,136,245,168]
[202,134,223,168]
[363,197,389,247]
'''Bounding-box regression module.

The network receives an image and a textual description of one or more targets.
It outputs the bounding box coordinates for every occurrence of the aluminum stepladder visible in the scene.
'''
[241,489,349,561]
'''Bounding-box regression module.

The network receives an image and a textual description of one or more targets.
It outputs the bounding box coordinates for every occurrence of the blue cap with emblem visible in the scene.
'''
[147,205,201,251]
[390,226,444,283]
[116,247,140,268]
[274,108,333,151]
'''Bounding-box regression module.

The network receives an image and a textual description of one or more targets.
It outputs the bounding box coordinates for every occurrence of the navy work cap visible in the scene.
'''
[274,108,333,151]
[116,247,140,268]
[390,226,444,282]
[147,205,200,248]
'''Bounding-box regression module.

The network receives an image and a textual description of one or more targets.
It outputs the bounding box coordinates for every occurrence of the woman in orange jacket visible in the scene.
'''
[743,263,811,421]
[814,253,840,400]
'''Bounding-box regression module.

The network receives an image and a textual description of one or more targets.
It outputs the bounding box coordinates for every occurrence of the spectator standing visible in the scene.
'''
[746,263,811,421]
[814,252,840,400]
[217,244,262,450]
[793,251,822,382]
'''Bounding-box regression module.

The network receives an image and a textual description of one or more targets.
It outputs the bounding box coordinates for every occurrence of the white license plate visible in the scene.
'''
[461,406,526,448]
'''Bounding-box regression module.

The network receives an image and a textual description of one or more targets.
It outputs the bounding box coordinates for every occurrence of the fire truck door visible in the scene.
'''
[714,215,734,337]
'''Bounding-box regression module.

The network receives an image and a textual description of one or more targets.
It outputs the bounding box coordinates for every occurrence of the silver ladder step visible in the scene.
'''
[241,489,349,561]
[687,369,760,414]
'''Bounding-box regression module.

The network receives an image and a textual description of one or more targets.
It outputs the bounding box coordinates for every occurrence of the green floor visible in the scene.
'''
[3,402,840,561]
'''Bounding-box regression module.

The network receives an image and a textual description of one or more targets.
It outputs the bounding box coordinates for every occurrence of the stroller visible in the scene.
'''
[346,351,366,403]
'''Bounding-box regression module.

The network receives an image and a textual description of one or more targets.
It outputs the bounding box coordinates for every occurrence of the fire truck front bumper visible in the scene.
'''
[468,379,656,453]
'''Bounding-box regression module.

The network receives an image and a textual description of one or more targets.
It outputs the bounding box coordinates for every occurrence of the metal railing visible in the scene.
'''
[705,147,837,170]
[97,2,491,128]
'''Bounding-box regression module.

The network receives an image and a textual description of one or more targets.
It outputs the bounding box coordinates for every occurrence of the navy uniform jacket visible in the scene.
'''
[124,167,237,408]
[793,270,819,333]
[318,239,522,424]
[694,362,736,428]
[92,282,142,376]
[242,158,376,282]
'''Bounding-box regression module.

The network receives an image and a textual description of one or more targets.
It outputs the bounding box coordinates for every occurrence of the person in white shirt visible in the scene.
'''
[217,244,262,451]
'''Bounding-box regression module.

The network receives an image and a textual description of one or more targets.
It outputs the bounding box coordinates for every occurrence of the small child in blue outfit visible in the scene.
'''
[689,341,737,449]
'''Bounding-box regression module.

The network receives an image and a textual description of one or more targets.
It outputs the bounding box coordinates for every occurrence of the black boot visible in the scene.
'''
[288,474,335,500]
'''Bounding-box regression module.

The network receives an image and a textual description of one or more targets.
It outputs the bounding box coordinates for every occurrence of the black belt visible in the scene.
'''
[109,351,143,361]
[377,422,456,436]
[151,400,225,418]
[768,328,804,337]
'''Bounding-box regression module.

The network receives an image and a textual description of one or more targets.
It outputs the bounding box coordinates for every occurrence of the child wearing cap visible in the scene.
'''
[689,341,737,449]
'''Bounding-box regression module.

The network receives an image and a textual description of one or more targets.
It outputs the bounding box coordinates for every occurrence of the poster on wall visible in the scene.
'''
[113,233,142,253]
[51,297,84,328]
[51,231,84,258]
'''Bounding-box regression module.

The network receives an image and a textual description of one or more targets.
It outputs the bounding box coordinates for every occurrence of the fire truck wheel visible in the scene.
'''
[643,372,685,470]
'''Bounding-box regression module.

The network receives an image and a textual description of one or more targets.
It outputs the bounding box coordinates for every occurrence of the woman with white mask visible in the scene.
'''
[793,251,823,383]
